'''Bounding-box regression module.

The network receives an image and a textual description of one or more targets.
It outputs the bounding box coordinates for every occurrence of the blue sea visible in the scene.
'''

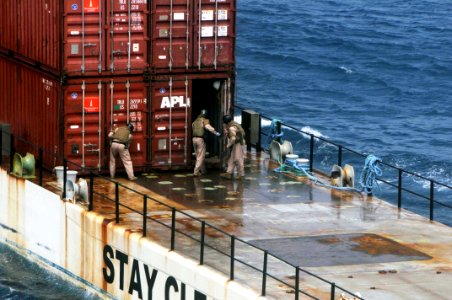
[236,0,452,224]
[1,0,451,297]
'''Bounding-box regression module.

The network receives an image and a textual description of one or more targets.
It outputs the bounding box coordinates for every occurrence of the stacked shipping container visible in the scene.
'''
[0,0,235,171]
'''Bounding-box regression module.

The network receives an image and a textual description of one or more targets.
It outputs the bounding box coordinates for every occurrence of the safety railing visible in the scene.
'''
[236,105,452,227]
[0,127,363,299]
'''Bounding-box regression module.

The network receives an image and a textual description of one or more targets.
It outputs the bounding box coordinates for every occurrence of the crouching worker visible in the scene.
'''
[192,109,221,176]
[109,123,137,181]
[221,115,246,180]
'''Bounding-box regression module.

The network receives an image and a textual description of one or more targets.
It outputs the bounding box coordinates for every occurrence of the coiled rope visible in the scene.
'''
[358,154,382,194]
[274,154,382,194]
[265,119,284,150]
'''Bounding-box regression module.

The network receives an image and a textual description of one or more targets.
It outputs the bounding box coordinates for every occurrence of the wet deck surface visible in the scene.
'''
[40,151,452,300]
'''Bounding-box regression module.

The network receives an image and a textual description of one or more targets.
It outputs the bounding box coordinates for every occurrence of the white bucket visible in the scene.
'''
[54,166,77,188]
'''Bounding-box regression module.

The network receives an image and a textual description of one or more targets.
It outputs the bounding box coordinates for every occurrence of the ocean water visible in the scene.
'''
[236,0,452,224]
[0,243,102,300]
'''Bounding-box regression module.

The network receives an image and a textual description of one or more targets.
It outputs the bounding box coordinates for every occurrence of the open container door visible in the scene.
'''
[150,76,191,169]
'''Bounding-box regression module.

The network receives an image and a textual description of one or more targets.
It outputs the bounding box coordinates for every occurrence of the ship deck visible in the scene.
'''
[41,150,452,300]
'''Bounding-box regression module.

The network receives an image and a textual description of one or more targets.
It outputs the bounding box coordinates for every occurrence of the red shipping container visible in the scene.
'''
[0,56,149,172]
[151,0,236,73]
[0,0,235,76]
[1,56,235,171]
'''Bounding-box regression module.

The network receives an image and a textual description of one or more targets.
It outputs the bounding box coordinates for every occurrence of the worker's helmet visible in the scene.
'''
[223,115,233,124]
[200,109,208,117]
[127,123,134,132]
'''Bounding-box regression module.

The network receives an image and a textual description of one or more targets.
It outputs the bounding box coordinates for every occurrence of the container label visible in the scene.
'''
[173,12,185,21]
[160,96,190,109]
[218,10,228,20]
[84,0,99,13]
[201,26,214,37]
[202,10,214,21]
[218,26,228,37]
[84,97,100,113]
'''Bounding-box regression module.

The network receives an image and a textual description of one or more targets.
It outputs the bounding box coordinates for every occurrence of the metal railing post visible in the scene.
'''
[200,221,205,265]
[397,169,402,208]
[0,127,3,166]
[230,235,235,280]
[115,182,119,223]
[295,266,300,300]
[330,282,336,300]
[9,134,15,173]
[171,207,176,251]
[89,172,94,211]
[63,159,67,199]
[143,195,147,237]
[38,147,43,186]
[262,250,268,296]
[429,181,434,221]
[309,134,314,172]
[337,145,342,167]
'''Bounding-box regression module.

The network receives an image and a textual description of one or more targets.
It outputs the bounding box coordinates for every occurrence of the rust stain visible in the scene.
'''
[318,237,341,244]
[351,234,428,257]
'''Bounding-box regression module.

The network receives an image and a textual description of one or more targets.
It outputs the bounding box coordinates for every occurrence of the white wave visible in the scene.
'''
[300,126,328,139]
[340,65,353,74]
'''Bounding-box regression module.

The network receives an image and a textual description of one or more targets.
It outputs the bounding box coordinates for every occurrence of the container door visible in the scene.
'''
[64,0,104,75]
[194,0,235,70]
[64,80,104,170]
[106,0,149,73]
[151,77,191,168]
[106,79,148,168]
[152,0,192,71]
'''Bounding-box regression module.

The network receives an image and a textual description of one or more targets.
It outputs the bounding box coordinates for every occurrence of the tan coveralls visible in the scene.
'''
[109,126,135,180]
[225,122,245,177]
[192,116,219,176]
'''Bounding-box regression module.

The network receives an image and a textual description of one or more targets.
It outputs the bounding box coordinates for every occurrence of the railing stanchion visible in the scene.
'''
[38,147,43,186]
[295,266,300,300]
[63,159,67,199]
[330,282,336,300]
[338,145,342,167]
[115,182,119,223]
[143,195,147,237]
[0,127,3,166]
[230,235,235,280]
[262,250,268,296]
[171,207,176,251]
[309,134,314,172]
[89,172,94,211]
[430,181,434,221]
[200,221,205,265]
[9,134,15,173]
[397,169,402,208]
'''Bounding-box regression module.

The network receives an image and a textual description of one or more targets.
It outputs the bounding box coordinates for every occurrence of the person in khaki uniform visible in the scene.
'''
[221,115,246,180]
[192,110,221,176]
[108,123,137,180]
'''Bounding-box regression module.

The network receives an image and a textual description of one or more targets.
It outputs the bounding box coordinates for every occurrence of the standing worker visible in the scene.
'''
[221,115,246,180]
[192,109,221,176]
[109,123,137,181]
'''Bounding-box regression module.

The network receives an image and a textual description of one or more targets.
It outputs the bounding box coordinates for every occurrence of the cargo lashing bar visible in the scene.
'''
[168,78,173,165]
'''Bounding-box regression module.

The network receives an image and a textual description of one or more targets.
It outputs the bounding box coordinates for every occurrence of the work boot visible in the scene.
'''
[129,176,138,181]
[220,173,232,180]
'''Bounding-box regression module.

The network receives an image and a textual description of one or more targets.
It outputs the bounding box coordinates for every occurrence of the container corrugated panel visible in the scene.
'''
[1,0,150,76]
[150,73,234,169]
[151,0,236,73]
[0,56,61,167]
[0,0,62,71]
[64,77,149,170]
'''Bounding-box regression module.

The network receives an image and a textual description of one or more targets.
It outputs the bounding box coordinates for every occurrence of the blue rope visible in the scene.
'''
[265,119,284,150]
[273,154,383,194]
[359,154,382,194]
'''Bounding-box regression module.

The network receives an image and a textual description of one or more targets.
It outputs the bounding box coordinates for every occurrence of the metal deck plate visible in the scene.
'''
[249,233,432,267]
